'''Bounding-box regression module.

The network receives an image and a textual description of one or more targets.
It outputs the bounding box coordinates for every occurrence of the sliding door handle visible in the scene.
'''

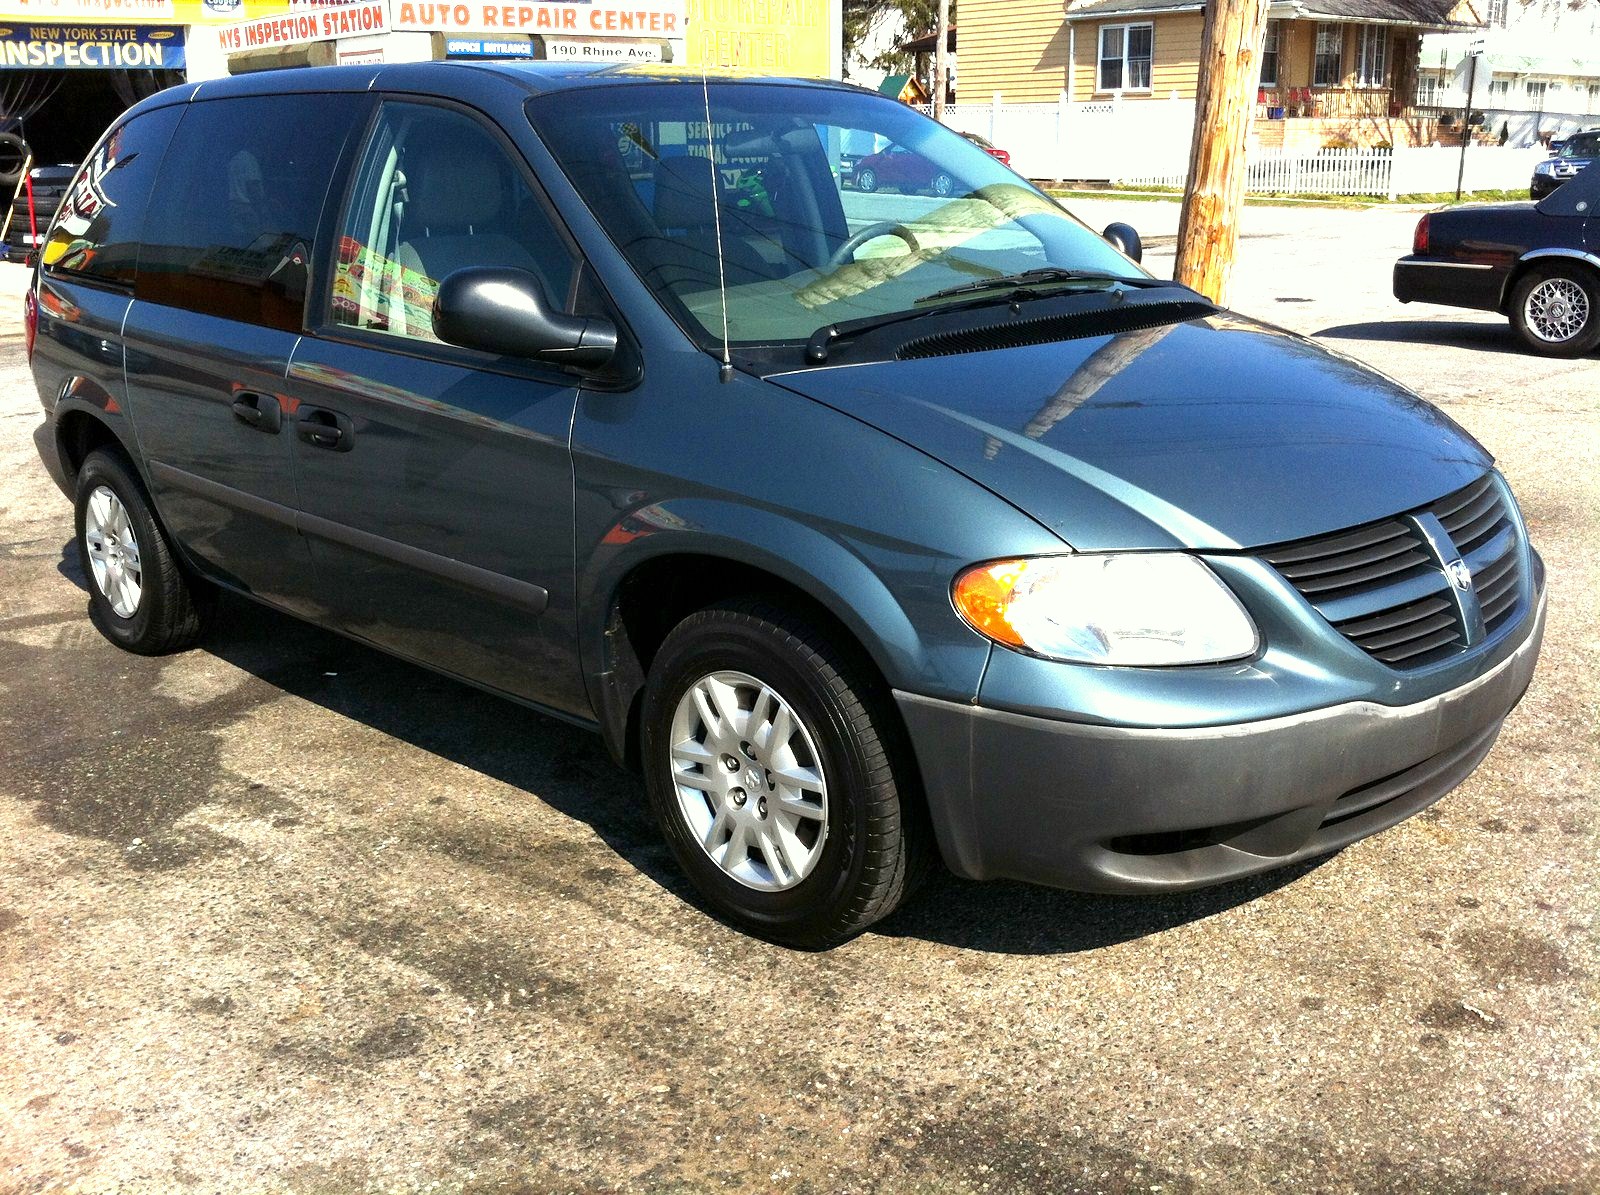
[296,407,354,452]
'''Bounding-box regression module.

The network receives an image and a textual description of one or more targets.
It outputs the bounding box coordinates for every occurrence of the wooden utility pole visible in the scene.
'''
[933,0,950,120]
[1174,0,1272,305]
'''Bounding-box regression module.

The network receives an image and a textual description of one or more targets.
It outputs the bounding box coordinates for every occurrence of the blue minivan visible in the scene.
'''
[28,64,1545,947]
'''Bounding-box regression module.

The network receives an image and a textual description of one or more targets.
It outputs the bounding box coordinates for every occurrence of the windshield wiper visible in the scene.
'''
[915,267,1171,304]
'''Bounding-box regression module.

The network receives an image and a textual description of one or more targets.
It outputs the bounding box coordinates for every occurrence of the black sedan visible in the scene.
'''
[1531,129,1597,199]
[1394,166,1599,357]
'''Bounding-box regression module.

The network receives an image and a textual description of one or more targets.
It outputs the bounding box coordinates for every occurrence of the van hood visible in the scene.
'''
[768,310,1492,551]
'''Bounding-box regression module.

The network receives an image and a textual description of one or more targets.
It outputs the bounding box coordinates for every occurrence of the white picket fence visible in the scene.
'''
[1125,145,1548,197]
[1126,147,1393,196]
[928,97,1548,197]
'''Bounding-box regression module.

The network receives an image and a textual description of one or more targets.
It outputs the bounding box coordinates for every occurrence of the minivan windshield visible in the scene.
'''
[526,82,1149,348]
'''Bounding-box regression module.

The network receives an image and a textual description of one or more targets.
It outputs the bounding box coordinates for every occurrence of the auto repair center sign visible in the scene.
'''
[216,0,385,51]
[394,0,681,36]
[0,21,184,65]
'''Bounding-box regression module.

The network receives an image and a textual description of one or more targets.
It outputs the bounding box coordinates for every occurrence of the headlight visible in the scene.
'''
[952,554,1259,666]
[1535,161,1556,176]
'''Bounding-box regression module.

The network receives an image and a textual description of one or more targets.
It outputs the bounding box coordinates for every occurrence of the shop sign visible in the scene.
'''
[0,0,403,24]
[684,0,828,76]
[393,0,681,38]
[217,0,384,51]
[443,35,530,55]
[336,42,382,60]
[0,0,176,20]
[544,36,659,60]
[0,20,184,66]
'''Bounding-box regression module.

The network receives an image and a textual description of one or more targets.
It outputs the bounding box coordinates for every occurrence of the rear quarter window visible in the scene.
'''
[43,105,183,288]
[136,93,366,333]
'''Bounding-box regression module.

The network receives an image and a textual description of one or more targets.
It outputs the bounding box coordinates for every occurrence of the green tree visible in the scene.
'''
[843,0,954,77]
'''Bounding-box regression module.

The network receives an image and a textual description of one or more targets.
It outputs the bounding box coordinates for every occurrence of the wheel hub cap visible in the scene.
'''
[668,670,828,892]
[1526,277,1589,343]
[83,485,142,619]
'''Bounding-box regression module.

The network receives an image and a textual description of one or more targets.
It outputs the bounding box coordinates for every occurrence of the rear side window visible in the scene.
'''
[137,94,365,333]
[43,105,182,288]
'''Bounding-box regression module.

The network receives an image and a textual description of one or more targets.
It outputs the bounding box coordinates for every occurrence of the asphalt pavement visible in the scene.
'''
[1,198,1596,1194]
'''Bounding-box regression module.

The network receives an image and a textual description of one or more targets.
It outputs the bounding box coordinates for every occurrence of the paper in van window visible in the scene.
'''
[332,234,440,340]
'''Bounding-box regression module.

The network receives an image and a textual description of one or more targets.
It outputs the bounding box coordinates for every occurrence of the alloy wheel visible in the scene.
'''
[83,484,142,618]
[667,670,829,892]
[1524,276,1590,344]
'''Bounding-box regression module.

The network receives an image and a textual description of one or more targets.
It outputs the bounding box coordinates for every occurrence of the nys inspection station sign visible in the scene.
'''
[0,21,184,65]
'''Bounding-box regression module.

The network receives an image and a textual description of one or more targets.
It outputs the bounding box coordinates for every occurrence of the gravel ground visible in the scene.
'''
[0,198,1595,1195]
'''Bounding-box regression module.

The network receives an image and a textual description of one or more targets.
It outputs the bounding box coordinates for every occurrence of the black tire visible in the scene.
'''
[0,132,27,190]
[856,166,878,193]
[640,599,930,949]
[74,447,209,655]
[1509,262,1600,358]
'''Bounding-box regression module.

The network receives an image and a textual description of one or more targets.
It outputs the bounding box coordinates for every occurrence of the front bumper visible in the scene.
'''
[1530,174,1562,199]
[897,587,1545,894]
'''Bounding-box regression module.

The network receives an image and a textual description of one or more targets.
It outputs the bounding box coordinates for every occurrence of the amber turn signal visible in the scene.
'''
[951,559,1032,647]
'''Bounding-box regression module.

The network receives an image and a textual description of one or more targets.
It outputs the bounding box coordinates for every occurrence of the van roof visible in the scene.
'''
[127,61,864,119]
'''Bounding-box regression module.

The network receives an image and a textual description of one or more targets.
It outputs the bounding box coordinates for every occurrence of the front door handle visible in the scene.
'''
[296,407,354,452]
[231,390,282,433]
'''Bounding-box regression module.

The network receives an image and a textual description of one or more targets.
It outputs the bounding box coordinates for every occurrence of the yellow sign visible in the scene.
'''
[684,0,829,77]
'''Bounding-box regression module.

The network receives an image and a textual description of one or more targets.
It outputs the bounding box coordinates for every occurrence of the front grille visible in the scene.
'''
[1261,473,1526,670]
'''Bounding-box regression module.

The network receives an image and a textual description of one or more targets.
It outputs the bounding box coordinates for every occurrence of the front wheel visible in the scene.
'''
[855,166,878,193]
[1510,263,1600,357]
[930,171,954,197]
[74,447,210,654]
[640,599,929,948]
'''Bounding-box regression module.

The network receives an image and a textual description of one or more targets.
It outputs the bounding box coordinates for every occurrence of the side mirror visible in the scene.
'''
[1103,222,1143,263]
[433,266,617,369]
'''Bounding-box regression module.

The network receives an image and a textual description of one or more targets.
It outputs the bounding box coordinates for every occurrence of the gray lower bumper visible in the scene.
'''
[896,590,1546,894]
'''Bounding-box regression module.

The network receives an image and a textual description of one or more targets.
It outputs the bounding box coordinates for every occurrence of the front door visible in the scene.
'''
[121,92,368,617]
[287,98,587,715]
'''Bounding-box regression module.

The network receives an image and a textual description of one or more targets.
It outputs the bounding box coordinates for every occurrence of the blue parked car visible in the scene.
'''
[28,64,1545,947]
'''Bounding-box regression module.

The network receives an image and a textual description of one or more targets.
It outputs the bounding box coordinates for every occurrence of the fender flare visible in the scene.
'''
[1504,246,1600,307]
[577,497,971,767]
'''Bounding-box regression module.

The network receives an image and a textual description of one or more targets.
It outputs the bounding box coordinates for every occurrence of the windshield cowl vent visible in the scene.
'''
[895,300,1216,361]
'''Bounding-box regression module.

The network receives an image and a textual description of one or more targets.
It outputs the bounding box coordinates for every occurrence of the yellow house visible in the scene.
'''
[960,0,1481,146]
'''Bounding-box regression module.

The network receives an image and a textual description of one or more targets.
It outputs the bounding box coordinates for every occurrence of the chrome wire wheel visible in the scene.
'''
[83,484,142,618]
[668,670,829,892]
[1524,276,1590,344]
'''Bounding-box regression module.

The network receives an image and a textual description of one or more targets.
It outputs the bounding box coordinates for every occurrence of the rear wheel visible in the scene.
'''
[640,599,929,948]
[74,448,209,655]
[930,171,954,197]
[1510,262,1600,357]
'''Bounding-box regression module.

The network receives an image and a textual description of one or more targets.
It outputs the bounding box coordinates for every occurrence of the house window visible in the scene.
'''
[1488,0,1507,26]
[1417,73,1441,105]
[1354,26,1388,87]
[1488,78,1510,102]
[1313,23,1344,87]
[1259,20,1281,88]
[1098,23,1154,92]
[1527,80,1548,108]
[1589,83,1600,113]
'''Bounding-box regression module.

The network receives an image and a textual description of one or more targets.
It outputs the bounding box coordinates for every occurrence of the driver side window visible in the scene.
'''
[330,101,574,344]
